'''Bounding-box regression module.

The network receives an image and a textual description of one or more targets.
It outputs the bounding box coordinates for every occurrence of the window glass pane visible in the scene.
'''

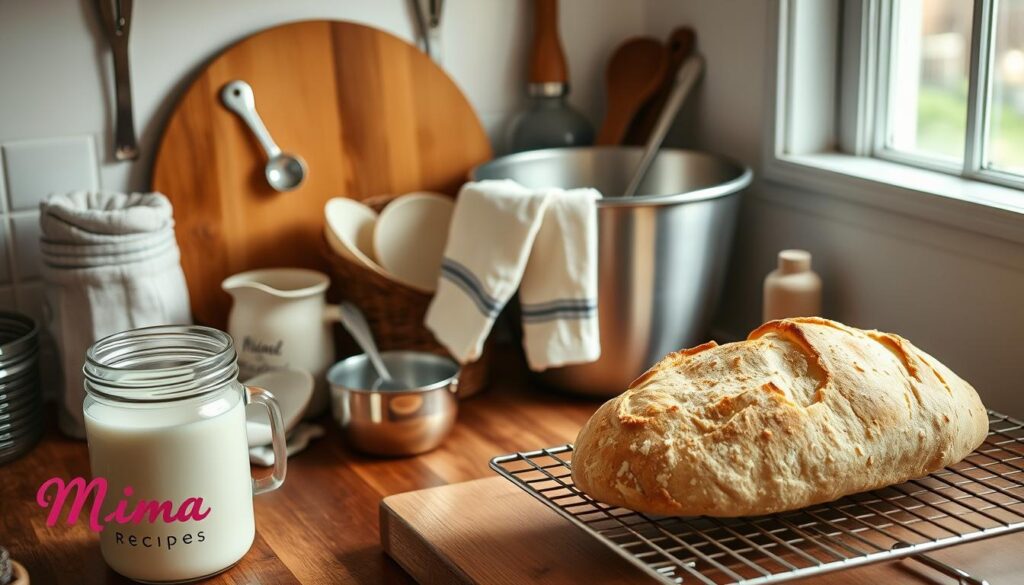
[988,0,1024,174]
[886,0,973,163]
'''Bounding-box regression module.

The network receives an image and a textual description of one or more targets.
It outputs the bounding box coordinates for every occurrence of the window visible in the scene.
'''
[880,0,973,166]
[772,0,1024,196]
[874,0,1024,185]
[989,0,1024,175]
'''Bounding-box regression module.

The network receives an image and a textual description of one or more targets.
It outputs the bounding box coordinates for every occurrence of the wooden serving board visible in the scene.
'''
[381,476,1024,584]
[153,20,492,328]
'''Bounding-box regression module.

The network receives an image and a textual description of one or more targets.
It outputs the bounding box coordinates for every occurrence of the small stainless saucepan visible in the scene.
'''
[327,351,459,457]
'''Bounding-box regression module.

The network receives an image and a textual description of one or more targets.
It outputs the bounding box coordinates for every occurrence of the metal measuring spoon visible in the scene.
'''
[220,80,308,192]
[335,302,406,391]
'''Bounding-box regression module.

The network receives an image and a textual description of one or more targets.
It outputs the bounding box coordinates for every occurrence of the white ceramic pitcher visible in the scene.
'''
[222,268,339,417]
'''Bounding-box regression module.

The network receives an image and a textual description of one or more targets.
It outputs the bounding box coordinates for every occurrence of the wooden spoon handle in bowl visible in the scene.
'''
[624,27,697,145]
[597,37,668,145]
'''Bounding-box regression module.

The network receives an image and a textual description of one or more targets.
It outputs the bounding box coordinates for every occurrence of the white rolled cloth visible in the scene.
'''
[39,191,192,438]
[40,191,174,239]
[424,180,551,363]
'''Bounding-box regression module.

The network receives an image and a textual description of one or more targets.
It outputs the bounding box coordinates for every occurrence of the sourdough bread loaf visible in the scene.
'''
[572,317,989,517]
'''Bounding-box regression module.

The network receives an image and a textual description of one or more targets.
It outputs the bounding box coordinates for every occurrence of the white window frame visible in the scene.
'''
[764,0,1024,245]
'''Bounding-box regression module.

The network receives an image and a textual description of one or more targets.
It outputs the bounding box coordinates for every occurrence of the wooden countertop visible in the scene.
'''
[0,348,598,584]
[2,347,1022,584]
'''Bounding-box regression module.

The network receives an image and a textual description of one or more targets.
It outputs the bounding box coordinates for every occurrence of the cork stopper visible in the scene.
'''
[778,249,811,274]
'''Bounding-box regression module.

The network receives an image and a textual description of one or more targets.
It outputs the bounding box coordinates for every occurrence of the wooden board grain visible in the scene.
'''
[152,20,492,328]
[381,477,654,584]
[382,476,1024,585]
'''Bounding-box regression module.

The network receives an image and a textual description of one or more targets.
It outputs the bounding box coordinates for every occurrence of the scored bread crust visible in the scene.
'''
[571,317,989,517]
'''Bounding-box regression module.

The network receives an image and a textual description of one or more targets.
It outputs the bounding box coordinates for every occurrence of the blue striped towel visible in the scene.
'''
[425,180,600,370]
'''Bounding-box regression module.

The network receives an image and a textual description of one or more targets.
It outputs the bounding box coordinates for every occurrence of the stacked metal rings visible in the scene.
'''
[0,311,41,465]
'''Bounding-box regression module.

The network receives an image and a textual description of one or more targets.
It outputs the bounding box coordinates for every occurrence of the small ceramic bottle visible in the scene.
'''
[763,249,822,322]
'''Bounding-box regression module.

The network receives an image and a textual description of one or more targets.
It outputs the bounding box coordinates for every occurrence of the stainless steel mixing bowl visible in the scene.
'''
[472,147,751,396]
[327,351,459,456]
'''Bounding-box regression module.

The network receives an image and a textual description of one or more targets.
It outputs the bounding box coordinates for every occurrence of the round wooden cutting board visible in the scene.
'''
[153,20,492,328]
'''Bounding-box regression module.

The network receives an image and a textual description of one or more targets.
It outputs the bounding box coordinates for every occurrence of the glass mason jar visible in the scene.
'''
[82,325,286,584]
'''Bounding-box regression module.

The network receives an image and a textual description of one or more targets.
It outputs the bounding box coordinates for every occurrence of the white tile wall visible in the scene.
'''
[0,137,85,401]
[0,135,100,320]
[2,136,99,210]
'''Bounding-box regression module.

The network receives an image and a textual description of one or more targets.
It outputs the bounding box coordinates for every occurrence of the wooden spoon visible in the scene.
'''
[597,38,669,145]
[624,27,697,145]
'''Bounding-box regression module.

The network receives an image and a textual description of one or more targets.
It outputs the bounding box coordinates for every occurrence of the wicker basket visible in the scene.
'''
[322,194,491,398]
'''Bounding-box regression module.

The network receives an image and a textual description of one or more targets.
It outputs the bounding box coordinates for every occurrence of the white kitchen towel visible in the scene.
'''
[519,187,601,370]
[425,180,552,363]
[39,191,192,439]
[425,180,601,371]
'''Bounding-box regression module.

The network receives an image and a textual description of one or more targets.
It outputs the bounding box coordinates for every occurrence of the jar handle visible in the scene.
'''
[246,385,287,495]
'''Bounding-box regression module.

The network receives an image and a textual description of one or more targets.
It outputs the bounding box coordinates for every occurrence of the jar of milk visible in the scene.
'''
[82,325,287,583]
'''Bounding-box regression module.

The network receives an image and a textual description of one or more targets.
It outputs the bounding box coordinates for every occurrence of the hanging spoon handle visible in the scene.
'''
[221,80,283,160]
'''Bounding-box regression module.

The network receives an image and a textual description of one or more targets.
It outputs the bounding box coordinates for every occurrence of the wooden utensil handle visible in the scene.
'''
[623,27,697,146]
[529,0,567,85]
[666,27,696,71]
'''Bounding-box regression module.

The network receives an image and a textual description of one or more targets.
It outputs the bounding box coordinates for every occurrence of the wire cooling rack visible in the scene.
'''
[490,411,1024,585]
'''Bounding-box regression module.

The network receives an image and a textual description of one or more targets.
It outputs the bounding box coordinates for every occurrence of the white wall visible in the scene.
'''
[646,0,1024,416]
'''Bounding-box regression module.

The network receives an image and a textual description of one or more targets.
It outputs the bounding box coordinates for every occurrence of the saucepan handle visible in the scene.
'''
[245,385,287,495]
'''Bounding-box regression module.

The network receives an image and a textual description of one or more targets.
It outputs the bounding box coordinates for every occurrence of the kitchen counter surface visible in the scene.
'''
[1,347,599,584]
[3,347,1023,584]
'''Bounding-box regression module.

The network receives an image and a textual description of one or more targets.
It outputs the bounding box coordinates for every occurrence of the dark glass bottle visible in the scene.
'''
[507,84,594,152]
[505,0,594,153]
